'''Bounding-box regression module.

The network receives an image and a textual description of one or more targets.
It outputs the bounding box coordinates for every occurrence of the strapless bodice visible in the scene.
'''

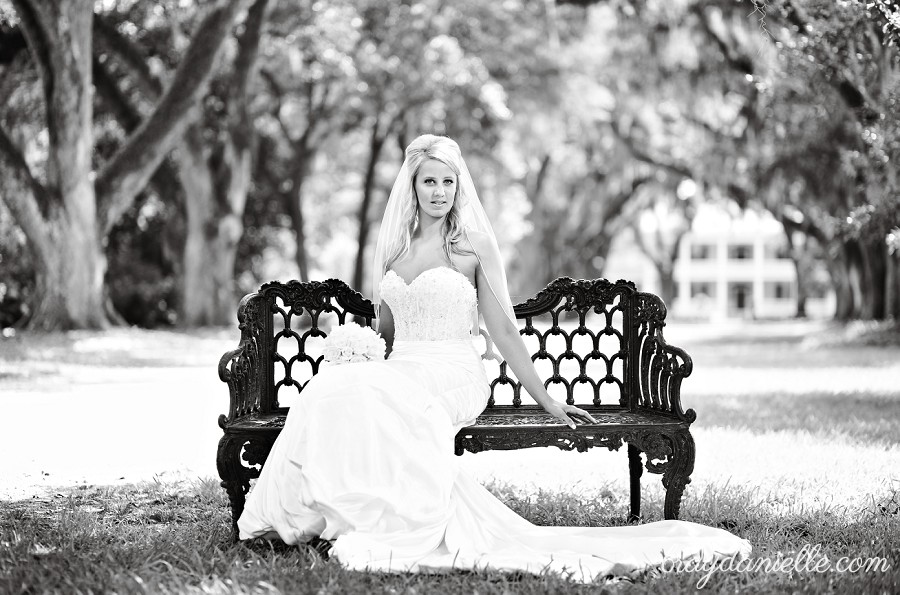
[379,267,476,341]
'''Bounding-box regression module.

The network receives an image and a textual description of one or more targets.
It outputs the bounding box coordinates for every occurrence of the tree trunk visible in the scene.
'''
[176,0,268,326]
[9,0,107,330]
[180,209,242,326]
[781,220,808,318]
[842,238,888,320]
[658,264,676,307]
[177,127,248,327]
[3,0,245,330]
[28,208,107,330]
[211,136,253,322]
[822,247,854,321]
[886,249,899,320]
[352,121,387,292]
[512,153,554,294]
[527,211,559,291]
[286,149,313,282]
[792,256,809,319]
[860,237,886,319]
[845,244,865,319]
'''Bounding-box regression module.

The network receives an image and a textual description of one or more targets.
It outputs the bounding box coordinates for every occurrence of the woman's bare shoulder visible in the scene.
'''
[459,229,493,253]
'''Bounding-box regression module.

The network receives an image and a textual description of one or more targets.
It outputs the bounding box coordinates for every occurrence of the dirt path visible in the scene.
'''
[0,329,236,498]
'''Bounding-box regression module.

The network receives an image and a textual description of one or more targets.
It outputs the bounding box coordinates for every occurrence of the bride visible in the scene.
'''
[237,134,751,582]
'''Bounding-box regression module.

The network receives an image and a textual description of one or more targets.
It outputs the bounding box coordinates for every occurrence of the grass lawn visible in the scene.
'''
[1,320,898,593]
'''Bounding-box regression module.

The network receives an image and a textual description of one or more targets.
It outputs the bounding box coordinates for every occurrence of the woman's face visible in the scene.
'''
[414,159,457,221]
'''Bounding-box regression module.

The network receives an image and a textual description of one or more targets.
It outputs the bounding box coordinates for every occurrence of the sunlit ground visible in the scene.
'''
[1,319,898,523]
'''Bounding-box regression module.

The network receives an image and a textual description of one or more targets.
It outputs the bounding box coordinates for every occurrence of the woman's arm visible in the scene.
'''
[470,232,597,429]
[377,302,396,358]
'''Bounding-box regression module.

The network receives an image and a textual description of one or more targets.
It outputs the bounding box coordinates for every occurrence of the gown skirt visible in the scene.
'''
[237,338,752,582]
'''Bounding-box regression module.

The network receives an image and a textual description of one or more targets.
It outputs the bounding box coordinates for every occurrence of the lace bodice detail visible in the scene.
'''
[380,267,476,341]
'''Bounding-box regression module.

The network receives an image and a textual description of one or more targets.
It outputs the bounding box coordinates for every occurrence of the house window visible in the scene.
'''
[690,282,715,298]
[764,243,792,259]
[728,244,753,260]
[764,282,792,300]
[690,244,715,260]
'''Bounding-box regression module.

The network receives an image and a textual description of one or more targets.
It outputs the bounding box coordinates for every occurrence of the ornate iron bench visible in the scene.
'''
[217,277,696,540]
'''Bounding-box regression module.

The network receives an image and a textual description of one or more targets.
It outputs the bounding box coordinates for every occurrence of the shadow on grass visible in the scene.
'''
[0,328,233,369]
[693,390,900,445]
[2,478,897,594]
[686,341,900,369]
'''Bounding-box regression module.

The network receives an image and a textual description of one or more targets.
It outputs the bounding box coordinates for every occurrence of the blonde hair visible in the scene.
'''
[383,134,473,273]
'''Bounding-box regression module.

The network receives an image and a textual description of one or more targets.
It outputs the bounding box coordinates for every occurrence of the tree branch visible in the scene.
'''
[628,219,664,270]
[92,13,163,98]
[609,120,693,179]
[10,0,52,106]
[92,56,142,131]
[92,56,183,203]
[307,78,349,147]
[778,0,880,117]
[95,0,246,236]
[0,121,51,253]
[574,174,652,255]
[0,120,50,215]
[228,0,270,105]
[260,68,298,143]
[209,0,271,211]
[691,4,754,75]
[529,153,552,205]
[0,24,28,65]
[0,49,33,110]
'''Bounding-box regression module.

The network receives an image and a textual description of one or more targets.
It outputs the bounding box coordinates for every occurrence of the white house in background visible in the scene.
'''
[603,202,835,321]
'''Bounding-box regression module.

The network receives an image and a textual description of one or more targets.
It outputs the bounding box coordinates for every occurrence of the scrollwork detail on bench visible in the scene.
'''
[634,292,667,328]
[455,428,606,455]
[514,277,636,318]
[627,431,674,473]
[218,292,267,426]
[218,276,697,539]
[624,429,695,519]
[488,279,636,409]
[260,278,376,320]
[242,437,276,469]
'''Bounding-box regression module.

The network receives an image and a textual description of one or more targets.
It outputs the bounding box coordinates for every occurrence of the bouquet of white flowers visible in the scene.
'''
[322,322,386,365]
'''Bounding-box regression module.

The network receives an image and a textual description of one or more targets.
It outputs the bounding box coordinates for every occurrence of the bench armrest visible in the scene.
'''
[635,292,696,423]
[217,292,266,428]
[651,338,696,422]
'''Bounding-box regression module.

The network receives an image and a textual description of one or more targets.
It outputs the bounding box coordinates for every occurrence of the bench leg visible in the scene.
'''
[662,429,695,520]
[222,479,249,542]
[628,443,643,522]
[217,434,249,542]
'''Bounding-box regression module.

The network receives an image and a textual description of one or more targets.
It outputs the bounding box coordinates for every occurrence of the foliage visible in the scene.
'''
[106,196,179,328]
[0,198,32,327]
[754,0,900,244]
[2,0,899,327]
[0,4,40,328]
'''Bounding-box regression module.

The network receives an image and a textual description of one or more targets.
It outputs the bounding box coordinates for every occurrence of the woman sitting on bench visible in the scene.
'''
[237,134,751,582]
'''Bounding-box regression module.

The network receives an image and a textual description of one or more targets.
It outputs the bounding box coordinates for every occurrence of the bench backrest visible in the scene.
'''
[230,277,675,416]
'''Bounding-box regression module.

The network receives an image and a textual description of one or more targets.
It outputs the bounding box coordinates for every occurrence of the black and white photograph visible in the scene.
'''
[1,0,898,592]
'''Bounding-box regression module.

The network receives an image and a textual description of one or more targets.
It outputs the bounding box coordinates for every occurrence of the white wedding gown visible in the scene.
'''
[238,266,751,582]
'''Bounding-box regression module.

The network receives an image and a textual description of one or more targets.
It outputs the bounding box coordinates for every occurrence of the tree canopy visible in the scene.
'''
[0,0,898,328]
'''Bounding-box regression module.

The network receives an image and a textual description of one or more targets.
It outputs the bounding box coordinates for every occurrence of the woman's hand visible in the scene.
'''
[542,400,597,429]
